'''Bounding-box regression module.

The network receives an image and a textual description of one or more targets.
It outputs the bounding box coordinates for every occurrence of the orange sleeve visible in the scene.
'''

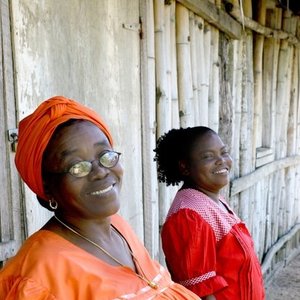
[0,276,56,300]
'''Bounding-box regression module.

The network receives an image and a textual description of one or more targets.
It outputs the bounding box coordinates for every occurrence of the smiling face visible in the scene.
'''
[42,120,123,221]
[182,131,232,197]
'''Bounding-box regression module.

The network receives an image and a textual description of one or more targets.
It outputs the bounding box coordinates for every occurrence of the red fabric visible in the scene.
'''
[15,96,113,201]
[0,215,200,300]
[161,188,265,299]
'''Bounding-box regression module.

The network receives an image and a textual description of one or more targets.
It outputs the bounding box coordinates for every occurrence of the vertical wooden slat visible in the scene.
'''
[140,0,159,259]
[253,0,266,148]
[176,3,193,128]
[208,25,219,131]
[189,11,199,126]
[197,17,209,126]
[169,1,180,129]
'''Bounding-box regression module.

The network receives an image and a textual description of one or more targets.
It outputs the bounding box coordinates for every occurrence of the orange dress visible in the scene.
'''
[0,214,200,300]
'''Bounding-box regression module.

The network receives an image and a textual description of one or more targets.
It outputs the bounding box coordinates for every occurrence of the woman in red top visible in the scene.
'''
[154,126,265,300]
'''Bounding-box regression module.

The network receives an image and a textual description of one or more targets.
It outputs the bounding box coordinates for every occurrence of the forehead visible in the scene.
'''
[192,132,225,150]
[45,121,110,158]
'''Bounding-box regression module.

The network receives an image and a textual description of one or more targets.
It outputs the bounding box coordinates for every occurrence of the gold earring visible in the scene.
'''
[49,199,58,210]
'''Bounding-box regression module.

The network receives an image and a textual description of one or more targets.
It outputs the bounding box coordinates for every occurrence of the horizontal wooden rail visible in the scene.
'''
[0,240,17,261]
[230,155,300,196]
[227,4,300,45]
[177,0,242,39]
[261,223,300,274]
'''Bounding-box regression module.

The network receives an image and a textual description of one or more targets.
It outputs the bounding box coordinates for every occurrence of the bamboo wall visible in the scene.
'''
[149,0,300,280]
[1,0,300,282]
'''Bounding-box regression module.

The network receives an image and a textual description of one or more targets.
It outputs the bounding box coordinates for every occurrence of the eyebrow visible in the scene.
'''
[59,141,110,159]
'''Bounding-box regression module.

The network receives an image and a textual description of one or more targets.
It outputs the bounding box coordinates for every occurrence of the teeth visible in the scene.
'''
[214,169,228,174]
[91,185,113,195]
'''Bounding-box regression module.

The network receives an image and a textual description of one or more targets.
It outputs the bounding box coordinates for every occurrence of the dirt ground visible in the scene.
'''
[265,254,300,299]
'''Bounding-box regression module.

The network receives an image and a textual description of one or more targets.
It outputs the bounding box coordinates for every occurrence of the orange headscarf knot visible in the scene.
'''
[15,96,113,201]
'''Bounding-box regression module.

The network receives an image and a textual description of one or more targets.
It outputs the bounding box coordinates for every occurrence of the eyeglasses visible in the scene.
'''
[48,150,121,178]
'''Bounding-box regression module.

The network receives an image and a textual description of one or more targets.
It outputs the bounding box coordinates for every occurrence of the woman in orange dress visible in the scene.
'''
[154,127,265,300]
[0,96,200,300]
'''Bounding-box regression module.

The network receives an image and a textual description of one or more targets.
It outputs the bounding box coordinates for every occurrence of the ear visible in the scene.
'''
[178,160,190,176]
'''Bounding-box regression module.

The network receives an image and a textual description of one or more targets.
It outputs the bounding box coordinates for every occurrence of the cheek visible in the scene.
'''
[52,177,83,203]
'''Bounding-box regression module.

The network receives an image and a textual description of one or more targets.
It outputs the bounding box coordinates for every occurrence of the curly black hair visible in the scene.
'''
[153,126,216,186]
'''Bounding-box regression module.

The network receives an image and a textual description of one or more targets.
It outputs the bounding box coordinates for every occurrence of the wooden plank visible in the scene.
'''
[230,155,300,196]
[177,0,242,39]
[0,240,18,261]
[1,0,25,248]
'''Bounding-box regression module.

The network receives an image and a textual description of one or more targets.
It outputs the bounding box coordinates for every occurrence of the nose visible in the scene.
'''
[215,155,225,165]
[89,160,109,179]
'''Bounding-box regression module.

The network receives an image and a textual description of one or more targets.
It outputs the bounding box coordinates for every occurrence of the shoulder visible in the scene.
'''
[166,188,215,218]
[0,231,64,299]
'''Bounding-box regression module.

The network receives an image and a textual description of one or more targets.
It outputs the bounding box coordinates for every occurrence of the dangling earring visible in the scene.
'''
[49,199,58,210]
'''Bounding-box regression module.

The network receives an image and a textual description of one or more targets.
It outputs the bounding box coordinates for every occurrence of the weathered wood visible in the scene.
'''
[0,0,24,264]
[230,156,300,196]
[208,26,219,131]
[176,3,193,127]
[262,223,300,274]
[140,0,160,259]
[189,11,199,125]
[170,1,180,128]
[177,0,242,39]
[252,0,266,148]
[0,241,18,261]
[227,2,300,44]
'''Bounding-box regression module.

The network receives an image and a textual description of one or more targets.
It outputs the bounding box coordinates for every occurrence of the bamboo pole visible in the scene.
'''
[262,223,300,274]
[262,7,282,149]
[140,0,159,259]
[170,1,179,128]
[154,0,172,262]
[196,18,210,126]
[275,10,294,159]
[218,35,233,153]
[253,0,266,148]
[176,3,193,127]
[208,25,219,132]
[154,0,171,136]
[189,11,199,126]
[194,16,205,125]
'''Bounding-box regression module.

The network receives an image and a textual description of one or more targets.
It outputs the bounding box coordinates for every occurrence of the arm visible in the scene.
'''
[161,209,227,297]
[202,295,216,300]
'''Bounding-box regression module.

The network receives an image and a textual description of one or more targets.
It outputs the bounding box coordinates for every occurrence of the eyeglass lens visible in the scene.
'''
[69,151,120,177]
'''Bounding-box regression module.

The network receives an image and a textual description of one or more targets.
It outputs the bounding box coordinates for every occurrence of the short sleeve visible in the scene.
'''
[0,276,56,300]
[161,208,227,297]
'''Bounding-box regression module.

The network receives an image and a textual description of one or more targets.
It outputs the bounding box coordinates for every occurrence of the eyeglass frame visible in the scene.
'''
[45,150,121,178]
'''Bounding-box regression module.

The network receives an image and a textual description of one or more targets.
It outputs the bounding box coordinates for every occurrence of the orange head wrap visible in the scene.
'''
[15,96,113,201]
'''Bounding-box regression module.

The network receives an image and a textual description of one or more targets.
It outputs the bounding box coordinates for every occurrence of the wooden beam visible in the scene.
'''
[177,0,242,39]
[261,223,300,274]
[230,155,300,196]
[228,3,300,45]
